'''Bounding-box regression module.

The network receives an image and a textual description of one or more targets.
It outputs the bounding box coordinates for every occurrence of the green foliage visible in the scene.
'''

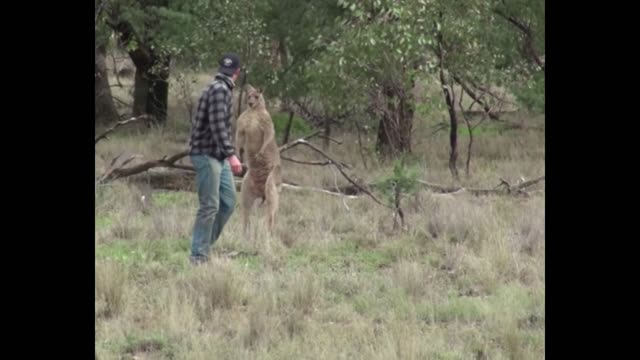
[97,0,258,70]
[512,71,545,113]
[271,112,312,138]
[97,0,545,133]
[247,0,347,100]
[376,159,420,206]
[121,332,176,359]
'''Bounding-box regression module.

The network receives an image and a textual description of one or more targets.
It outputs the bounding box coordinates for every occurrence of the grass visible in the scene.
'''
[95,72,544,359]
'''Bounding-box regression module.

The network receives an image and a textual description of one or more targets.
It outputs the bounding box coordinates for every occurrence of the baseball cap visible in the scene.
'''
[218,53,241,76]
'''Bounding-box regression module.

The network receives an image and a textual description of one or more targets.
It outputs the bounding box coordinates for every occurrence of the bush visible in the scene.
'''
[271,112,312,139]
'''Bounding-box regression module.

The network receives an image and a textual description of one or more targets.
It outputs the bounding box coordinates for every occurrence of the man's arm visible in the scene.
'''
[235,118,246,163]
[207,84,235,159]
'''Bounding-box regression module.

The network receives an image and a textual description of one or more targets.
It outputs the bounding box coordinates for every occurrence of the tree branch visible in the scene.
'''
[316,134,343,145]
[494,9,545,73]
[95,115,149,144]
[99,150,189,183]
[95,0,105,24]
[458,88,474,177]
[416,175,545,196]
[280,156,332,166]
[281,183,359,199]
[278,130,323,152]
[280,139,390,208]
[111,95,132,108]
[452,74,500,121]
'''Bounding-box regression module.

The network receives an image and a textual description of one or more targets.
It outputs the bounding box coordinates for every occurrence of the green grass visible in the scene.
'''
[96,238,191,274]
[112,332,178,360]
[285,240,394,273]
[153,191,193,207]
[96,215,114,230]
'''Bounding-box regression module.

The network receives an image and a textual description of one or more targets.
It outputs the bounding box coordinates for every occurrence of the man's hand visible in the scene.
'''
[228,155,243,175]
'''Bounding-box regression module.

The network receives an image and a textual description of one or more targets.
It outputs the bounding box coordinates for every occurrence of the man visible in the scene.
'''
[188,53,243,264]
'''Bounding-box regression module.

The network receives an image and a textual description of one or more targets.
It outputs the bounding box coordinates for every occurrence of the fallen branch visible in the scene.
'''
[278,130,323,152]
[317,134,343,145]
[281,139,389,208]
[99,150,189,183]
[168,164,196,172]
[282,183,359,199]
[95,115,149,145]
[415,180,461,193]
[416,175,545,196]
[99,131,323,185]
[515,176,545,190]
[108,154,545,201]
[122,169,359,199]
[280,156,332,166]
[127,169,519,200]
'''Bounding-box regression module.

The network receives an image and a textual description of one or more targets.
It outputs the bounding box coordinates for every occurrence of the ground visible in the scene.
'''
[95,72,544,359]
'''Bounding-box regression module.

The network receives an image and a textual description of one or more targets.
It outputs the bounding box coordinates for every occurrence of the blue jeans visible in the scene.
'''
[190,155,236,262]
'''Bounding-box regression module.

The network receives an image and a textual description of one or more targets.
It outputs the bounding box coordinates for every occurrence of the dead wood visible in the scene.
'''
[95,115,150,144]
[278,138,389,208]
[416,176,545,196]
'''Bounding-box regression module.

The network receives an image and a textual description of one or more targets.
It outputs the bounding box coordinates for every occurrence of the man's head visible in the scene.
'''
[218,53,241,80]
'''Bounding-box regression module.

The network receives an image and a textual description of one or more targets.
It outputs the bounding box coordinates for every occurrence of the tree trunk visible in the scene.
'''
[439,74,459,180]
[375,114,391,152]
[146,56,170,124]
[435,17,459,181]
[323,118,331,151]
[147,77,168,124]
[132,69,150,117]
[398,93,414,152]
[278,39,290,113]
[375,83,414,155]
[130,53,170,125]
[95,45,119,124]
[281,111,294,145]
[354,119,368,170]
[447,105,459,181]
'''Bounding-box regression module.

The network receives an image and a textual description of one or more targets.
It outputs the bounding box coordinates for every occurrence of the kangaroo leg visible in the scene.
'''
[265,169,280,234]
[240,171,257,240]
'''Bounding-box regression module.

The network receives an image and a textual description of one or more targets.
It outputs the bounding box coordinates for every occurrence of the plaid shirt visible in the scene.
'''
[188,73,236,160]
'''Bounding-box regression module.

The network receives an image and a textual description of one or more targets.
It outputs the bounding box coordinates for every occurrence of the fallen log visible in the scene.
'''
[124,168,360,200]
[416,175,545,196]
[281,183,359,199]
[99,150,190,183]
[98,129,332,184]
